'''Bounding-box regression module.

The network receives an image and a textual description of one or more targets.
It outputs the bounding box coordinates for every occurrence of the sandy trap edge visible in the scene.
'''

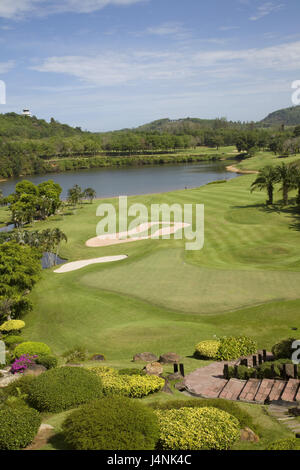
[54,255,128,274]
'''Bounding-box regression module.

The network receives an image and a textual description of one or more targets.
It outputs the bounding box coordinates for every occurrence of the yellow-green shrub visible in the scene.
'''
[194,340,220,359]
[155,407,240,450]
[14,341,51,358]
[88,366,164,398]
[0,320,25,333]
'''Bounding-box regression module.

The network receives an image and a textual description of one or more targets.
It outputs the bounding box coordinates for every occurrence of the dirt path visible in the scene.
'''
[226,165,258,175]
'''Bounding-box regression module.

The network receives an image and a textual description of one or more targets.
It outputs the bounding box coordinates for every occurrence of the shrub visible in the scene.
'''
[216,336,257,361]
[10,354,37,374]
[227,365,256,380]
[28,367,102,412]
[14,342,51,358]
[194,340,220,359]
[272,338,296,360]
[62,397,159,450]
[0,320,25,333]
[36,355,58,369]
[2,375,36,399]
[88,366,164,398]
[3,335,25,347]
[150,398,257,432]
[266,438,300,450]
[155,407,240,450]
[118,368,144,376]
[0,406,41,450]
[63,346,88,363]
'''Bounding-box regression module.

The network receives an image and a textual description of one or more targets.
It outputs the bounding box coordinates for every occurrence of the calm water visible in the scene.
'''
[0,161,237,199]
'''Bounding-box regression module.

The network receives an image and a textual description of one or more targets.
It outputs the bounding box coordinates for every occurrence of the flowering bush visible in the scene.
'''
[0,320,25,333]
[88,366,164,398]
[155,407,240,450]
[10,355,37,374]
[194,340,220,359]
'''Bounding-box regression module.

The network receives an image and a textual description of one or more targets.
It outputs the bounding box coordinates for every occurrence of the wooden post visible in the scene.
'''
[179,363,185,377]
[253,355,257,367]
[224,364,229,380]
[234,365,238,378]
[174,363,178,373]
[258,354,263,365]
[263,350,267,362]
[283,364,287,380]
[271,364,275,378]
[294,364,298,379]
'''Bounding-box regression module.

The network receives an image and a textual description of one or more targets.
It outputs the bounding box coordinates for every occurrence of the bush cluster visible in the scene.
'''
[155,407,240,450]
[0,320,25,333]
[36,355,58,369]
[14,341,51,358]
[0,406,41,450]
[227,365,256,380]
[150,398,257,432]
[63,346,88,363]
[216,336,257,361]
[62,398,160,450]
[3,335,25,347]
[266,438,300,450]
[28,367,102,412]
[88,366,164,398]
[271,338,296,360]
[194,340,220,359]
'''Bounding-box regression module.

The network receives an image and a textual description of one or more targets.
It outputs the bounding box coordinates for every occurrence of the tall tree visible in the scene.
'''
[83,187,97,204]
[251,166,278,205]
[276,163,294,205]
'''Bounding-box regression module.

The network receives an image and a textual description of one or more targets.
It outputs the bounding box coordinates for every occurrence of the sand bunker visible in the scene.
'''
[86,222,190,248]
[54,255,128,273]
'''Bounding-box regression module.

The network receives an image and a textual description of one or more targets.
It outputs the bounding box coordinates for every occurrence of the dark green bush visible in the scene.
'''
[149,398,258,433]
[227,365,256,380]
[62,397,160,450]
[2,375,36,399]
[28,367,102,412]
[3,335,25,348]
[257,360,299,379]
[216,336,257,361]
[271,338,296,360]
[266,438,300,450]
[0,406,41,450]
[36,355,58,369]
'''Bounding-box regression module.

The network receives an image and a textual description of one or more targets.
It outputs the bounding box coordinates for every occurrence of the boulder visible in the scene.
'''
[240,427,259,443]
[159,352,181,364]
[174,382,186,392]
[133,352,158,363]
[23,364,46,377]
[285,364,295,379]
[91,354,105,362]
[161,378,173,395]
[0,374,19,388]
[144,362,163,376]
[167,372,183,381]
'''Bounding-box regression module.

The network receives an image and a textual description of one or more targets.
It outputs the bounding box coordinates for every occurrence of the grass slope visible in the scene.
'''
[21,172,300,358]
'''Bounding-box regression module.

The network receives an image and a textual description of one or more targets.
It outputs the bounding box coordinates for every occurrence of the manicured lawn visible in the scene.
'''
[20,171,300,359]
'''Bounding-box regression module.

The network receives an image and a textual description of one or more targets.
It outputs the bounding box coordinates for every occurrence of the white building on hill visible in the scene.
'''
[22,109,32,117]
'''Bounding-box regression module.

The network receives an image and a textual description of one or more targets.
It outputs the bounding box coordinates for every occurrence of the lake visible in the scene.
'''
[0,161,237,199]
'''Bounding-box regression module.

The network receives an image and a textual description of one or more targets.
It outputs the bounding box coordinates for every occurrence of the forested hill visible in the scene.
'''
[0,113,87,139]
[260,106,300,127]
[132,117,247,134]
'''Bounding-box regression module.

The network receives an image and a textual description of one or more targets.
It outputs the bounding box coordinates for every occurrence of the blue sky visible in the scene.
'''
[0,0,300,131]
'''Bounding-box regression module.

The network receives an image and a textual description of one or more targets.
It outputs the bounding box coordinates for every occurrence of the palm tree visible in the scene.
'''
[67,184,82,206]
[290,164,300,205]
[251,166,278,205]
[52,228,67,264]
[275,162,294,205]
[83,187,97,204]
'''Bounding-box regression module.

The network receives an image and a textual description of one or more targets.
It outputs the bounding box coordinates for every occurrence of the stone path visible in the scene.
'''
[268,404,300,436]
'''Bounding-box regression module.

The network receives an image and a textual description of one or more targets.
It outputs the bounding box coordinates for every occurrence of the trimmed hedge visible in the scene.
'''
[0,320,25,333]
[227,365,256,380]
[155,407,240,450]
[149,398,257,432]
[194,340,220,359]
[271,338,296,360]
[2,375,36,399]
[3,335,25,347]
[266,438,300,450]
[0,406,41,450]
[216,336,257,361]
[14,341,51,358]
[36,355,58,369]
[28,367,102,412]
[62,397,160,450]
[88,366,164,398]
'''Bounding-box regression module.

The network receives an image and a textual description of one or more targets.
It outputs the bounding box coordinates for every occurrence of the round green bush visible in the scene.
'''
[36,355,58,369]
[0,320,25,333]
[155,406,240,450]
[266,438,300,450]
[3,375,36,399]
[271,338,296,360]
[0,406,41,450]
[216,336,257,361]
[28,367,102,412]
[62,397,160,450]
[3,335,25,348]
[14,341,51,358]
[228,365,256,380]
[194,340,220,359]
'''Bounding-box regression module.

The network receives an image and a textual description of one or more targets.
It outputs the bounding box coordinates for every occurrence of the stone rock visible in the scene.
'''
[38,424,54,432]
[240,427,259,443]
[159,352,181,364]
[0,374,19,388]
[167,372,183,381]
[285,364,295,378]
[133,352,158,363]
[23,364,46,377]
[91,354,105,361]
[162,378,173,394]
[174,382,186,391]
[144,362,163,376]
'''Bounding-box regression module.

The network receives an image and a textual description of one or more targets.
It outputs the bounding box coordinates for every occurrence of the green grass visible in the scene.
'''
[236,151,300,171]
[19,171,300,360]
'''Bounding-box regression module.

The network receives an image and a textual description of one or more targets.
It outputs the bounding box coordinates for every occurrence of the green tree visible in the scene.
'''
[276,163,294,205]
[251,166,278,205]
[67,184,83,206]
[83,187,97,203]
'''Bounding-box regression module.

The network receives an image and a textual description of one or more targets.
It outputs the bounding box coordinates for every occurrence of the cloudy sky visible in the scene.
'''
[0,0,299,131]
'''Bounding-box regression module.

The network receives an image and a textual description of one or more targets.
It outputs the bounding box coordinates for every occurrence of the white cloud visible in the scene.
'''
[31,41,300,88]
[146,22,188,37]
[249,1,285,21]
[0,0,145,19]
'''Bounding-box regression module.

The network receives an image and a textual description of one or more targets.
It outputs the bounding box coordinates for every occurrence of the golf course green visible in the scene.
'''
[15,167,299,360]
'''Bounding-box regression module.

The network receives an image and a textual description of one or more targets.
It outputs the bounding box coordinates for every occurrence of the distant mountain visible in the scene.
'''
[260,105,300,127]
